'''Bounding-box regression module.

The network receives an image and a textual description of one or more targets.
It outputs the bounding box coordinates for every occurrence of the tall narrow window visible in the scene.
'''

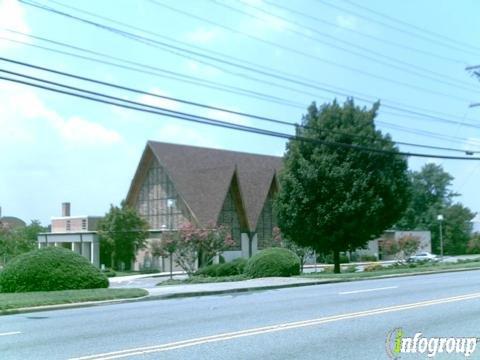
[256,185,277,250]
[66,220,71,231]
[217,187,242,250]
[135,159,189,229]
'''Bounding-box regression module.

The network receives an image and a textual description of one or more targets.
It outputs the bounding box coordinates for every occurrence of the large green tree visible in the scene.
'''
[0,220,46,265]
[395,163,475,255]
[275,99,410,273]
[98,202,149,270]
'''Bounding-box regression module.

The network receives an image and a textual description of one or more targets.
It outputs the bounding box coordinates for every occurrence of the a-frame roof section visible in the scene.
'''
[145,141,283,230]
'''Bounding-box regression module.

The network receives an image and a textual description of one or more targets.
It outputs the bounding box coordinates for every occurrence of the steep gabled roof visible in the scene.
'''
[126,141,282,231]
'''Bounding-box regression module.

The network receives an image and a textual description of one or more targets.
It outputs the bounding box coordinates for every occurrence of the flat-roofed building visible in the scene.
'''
[37,203,102,267]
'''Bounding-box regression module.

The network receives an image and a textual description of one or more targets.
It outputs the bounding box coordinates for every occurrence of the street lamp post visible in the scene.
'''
[437,214,444,259]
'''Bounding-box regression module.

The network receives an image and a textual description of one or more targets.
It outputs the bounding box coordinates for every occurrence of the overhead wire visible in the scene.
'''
[340,0,480,54]
[260,0,465,65]
[147,0,472,102]
[15,1,479,124]
[1,73,479,160]
[218,0,476,92]
[315,0,480,57]
[19,0,474,103]
[1,57,478,154]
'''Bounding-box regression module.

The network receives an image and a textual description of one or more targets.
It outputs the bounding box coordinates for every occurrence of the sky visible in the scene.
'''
[1,0,480,225]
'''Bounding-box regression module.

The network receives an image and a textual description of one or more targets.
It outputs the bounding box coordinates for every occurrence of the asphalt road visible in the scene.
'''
[2,270,480,360]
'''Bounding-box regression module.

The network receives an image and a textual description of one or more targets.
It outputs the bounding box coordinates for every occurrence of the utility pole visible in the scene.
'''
[466,65,480,107]
[437,214,444,259]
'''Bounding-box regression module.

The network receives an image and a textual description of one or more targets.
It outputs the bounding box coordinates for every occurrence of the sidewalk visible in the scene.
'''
[146,277,329,299]
[109,271,186,289]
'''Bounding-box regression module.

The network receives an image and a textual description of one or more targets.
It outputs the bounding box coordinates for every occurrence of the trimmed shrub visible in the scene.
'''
[140,268,161,274]
[196,258,247,277]
[0,247,108,293]
[101,268,117,277]
[245,248,300,278]
[364,263,384,272]
[343,265,357,273]
[359,254,378,262]
[322,253,350,264]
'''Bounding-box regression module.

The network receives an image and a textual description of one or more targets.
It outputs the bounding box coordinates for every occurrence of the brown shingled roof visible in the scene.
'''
[128,141,283,231]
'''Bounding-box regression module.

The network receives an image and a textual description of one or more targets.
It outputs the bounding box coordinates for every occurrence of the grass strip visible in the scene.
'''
[301,260,480,280]
[0,288,148,311]
[158,274,249,286]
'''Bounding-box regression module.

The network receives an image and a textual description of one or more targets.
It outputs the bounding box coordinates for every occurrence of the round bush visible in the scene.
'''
[196,258,247,277]
[0,247,109,292]
[245,248,300,278]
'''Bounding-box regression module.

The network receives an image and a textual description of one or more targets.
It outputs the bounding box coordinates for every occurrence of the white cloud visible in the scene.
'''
[51,116,122,146]
[184,60,221,78]
[240,12,289,35]
[0,0,31,50]
[463,137,480,152]
[336,15,358,30]
[206,108,250,126]
[0,82,122,147]
[185,27,222,44]
[138,88,180,111]
[154,123,218,148]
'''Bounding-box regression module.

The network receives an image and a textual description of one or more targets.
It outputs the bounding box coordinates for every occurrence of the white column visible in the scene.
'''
[251,233,258,256]
[90,242,94,263]
[241,233,249,258]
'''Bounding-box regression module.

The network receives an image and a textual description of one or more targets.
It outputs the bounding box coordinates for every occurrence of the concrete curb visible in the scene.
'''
[0,295,150,316]
[3,266,479,315]
[150,266,480,300]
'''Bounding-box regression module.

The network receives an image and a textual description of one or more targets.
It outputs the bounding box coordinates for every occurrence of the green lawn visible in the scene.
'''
[0,288,148,312]
[158,274,249,286]
[301,260,480,281]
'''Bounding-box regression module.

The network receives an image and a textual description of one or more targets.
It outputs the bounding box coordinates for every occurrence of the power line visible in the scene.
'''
[148,0,472,102]
[40,1,478,123]
[219,0,476,92]
[14,2,479,124]
[21,0,474,103]
[315,0,480,57]
[2,57,477,154]
[3,30,478,134]
[341,0,480,54]
[261,0,464,65]
[377,120,480,147]
[1,74,479,160]
[0,34,306,109]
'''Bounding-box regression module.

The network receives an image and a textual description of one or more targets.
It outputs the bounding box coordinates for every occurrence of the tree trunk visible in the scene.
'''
[169,253,173,280]
[333,249,341,274]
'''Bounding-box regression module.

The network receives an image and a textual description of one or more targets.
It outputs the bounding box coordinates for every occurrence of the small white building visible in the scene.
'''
[37,202,101,267]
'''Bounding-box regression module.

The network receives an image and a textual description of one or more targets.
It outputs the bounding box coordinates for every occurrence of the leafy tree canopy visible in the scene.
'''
[98,201,149,270]
[395,163,475,255]
[0,220,46,265]
[274,99,410,272]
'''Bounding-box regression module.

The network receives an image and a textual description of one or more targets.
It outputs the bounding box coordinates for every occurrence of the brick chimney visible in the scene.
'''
[62,202,71,217]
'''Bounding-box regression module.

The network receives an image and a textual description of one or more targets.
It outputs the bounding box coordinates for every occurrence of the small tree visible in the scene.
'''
[0,220,46,265]
[381,238,401,262]
[98,201,149,270]
[173,222,235,276]
[381,235,420,262]
[152,232,178,279]
[467,233,480,254]
[398,234,421,259]
[273,227,312,272]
